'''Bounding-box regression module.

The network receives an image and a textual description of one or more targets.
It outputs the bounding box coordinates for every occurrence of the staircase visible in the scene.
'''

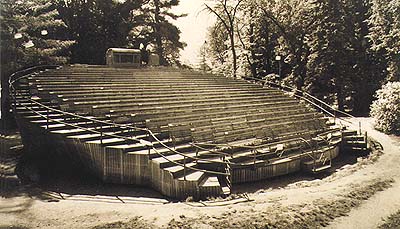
[342,129,369,153]
[10,65,345,199]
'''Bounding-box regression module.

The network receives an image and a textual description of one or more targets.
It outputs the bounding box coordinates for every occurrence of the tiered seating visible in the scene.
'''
[12,65,342,199]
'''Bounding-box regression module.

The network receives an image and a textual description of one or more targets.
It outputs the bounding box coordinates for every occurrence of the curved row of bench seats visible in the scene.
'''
[16,66,341,198]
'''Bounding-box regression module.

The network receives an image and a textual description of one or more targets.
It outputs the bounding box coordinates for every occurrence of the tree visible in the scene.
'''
[205,22,229,72]
[56,0,143,64]
[138,0,187,66]
[307,0,386,114]
[1,0,74,130]
[368,0,400,82]
[370,81,400,135]
[199,41,211,72]
[257,0,317,89]
[346,0,384,115]
[205,0,244,78]
[243,6,280,79]
[307,0,354,110]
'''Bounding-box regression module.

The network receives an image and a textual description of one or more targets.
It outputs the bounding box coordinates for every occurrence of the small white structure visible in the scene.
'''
[106,48,141,67]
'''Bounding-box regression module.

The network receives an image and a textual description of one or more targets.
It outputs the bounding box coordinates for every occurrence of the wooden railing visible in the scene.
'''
[240,76,364,135]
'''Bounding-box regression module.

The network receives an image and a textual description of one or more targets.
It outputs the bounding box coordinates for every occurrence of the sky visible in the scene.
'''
[172,0,215,66]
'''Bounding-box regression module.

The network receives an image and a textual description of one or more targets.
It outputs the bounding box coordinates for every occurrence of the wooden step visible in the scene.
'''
[177,170,205,182]
[164,162,197,178]
[313,164,331,173]
[199,175,221,188]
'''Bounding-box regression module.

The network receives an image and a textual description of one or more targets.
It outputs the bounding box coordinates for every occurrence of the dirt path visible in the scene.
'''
[326,117,400,229]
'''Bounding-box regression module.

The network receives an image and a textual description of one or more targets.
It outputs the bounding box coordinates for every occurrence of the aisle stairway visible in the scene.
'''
[11,65,343,199]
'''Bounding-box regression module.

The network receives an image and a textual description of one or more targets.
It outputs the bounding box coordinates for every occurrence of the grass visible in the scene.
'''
[379,210,400,229]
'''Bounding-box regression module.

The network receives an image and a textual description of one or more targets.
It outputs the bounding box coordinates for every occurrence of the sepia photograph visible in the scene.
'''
[1,0,399,228]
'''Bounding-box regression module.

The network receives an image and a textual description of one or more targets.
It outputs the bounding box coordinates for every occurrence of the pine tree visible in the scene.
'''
[306,0,354,110]
[1,0,74,72]
[368,0,400,81]
[1,0,74,130]
[56,0,143,64]
[137,0,186,66]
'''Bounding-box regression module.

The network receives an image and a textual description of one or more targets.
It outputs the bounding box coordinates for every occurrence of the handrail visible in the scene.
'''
[193,136,321,161]
[240,75,363,133]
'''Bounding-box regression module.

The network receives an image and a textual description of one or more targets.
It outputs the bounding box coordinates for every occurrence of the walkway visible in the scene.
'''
[327,117,400,229]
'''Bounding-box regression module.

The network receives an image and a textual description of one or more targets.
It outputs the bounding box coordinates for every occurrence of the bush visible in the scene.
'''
[370,82,400,135]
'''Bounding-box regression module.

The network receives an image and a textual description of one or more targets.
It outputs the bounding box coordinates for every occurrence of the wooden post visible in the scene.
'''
[13,89,17,110]
[253,149,256,165]
[365,131,368,149]
[183,155,186,181]
[359,121,362,135]
[46,107,49,129]
[333,110,336,124]
[147,132,151,156]
[100,123,103,145]
[313,144,316,173]
[195,147,199,163]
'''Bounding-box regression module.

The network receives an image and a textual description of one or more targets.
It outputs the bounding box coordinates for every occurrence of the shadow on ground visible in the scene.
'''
[233,150,367,194]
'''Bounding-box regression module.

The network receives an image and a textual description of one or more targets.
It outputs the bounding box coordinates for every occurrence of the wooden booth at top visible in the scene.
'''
[106,48,141,67]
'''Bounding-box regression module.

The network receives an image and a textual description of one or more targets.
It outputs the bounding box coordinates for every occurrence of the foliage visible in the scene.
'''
[205,0,398,114]
[379,209,400,229]
[56,0,144,64]
[206,22,229,67]
[204,0,244,78]
[1,0,74,126]
[370,81,400,135]
[368,0,400,81]
[138,0,187,65]
[1,0,74,74]
[55,0,185,65]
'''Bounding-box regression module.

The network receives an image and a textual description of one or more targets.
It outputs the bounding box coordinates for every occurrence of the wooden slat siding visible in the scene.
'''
[148,158,203,199]
[121,153,151,185]
[149,162,161,194]
[70,138,92,167]
[231,145,341,184]
[17,118,47,156]
[231,159,301,183]
[103,147,122,183]
[84,142,105,178]
[199,185,221,200]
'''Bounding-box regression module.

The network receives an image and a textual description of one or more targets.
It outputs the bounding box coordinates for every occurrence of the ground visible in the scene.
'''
[1,117,399,228]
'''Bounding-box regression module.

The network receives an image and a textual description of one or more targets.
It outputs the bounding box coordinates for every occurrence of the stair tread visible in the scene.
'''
[43,123,67,128]
[272,157,292,164]
[178,171,204,181]
[107,142,146,149]
[68,133,101,139]
[222,186,231,195]
[86,137,125,144]
[200,176,220,187]
[32,118,63,123]
[51,128,87,134]
[314,164,331,172]
[164,162,197,172]
[153,152,197,163]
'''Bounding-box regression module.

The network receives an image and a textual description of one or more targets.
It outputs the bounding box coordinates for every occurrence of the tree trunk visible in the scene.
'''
[336,86,345,111]
[230,32,237,78]
[153,0,165,65]
[249,23,257,78]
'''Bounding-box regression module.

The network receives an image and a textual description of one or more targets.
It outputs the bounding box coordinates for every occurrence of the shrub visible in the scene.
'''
[370,82,400,135]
